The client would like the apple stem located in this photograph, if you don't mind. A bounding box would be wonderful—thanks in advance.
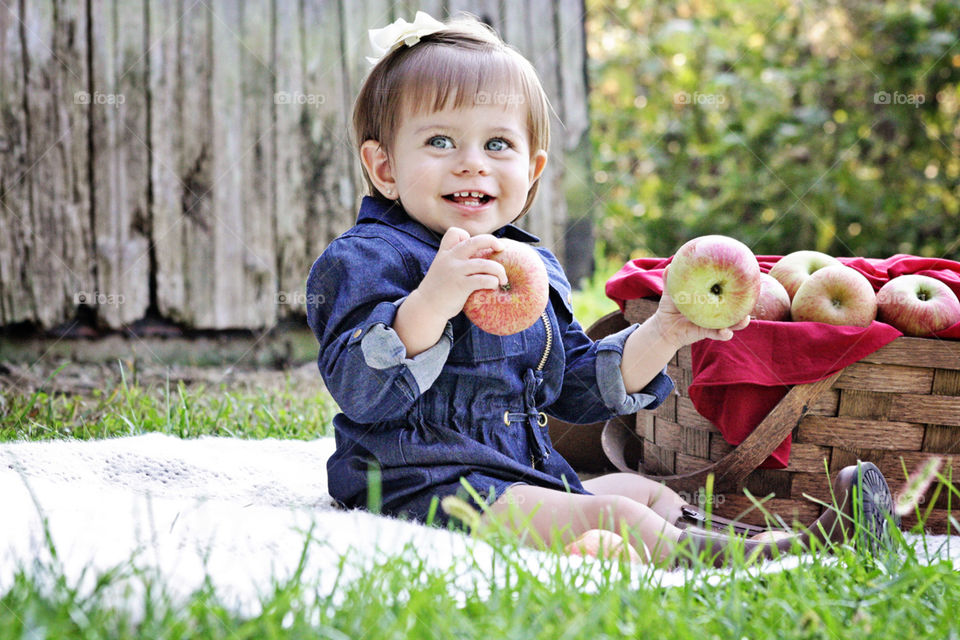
[710,284,722,295]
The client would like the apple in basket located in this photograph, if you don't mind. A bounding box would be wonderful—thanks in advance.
[463,238,549,335]
[664,235,761,329]
[751,272,792,321]
[876,274,960,336]
[768,250,843,300]
[790,265,877,327]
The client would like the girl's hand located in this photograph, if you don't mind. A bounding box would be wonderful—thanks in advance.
[414,227,509,321]
[652,266,751,349]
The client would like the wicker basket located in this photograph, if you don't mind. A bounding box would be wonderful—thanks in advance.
[607,298,960,534]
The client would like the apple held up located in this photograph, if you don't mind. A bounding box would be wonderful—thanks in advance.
[790,265,877,327]
[769,250,843,301]
[463,238,549,336]
[877,274,960,336]
[751,273,792,321]
[664,235,761,329]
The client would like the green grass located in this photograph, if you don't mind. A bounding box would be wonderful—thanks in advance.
[2,370,960,638]
[0,364,336,442]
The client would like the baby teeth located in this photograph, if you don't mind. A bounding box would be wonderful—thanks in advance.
[453,191,484,198]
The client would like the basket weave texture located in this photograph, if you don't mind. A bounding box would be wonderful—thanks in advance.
[625,298,960,533]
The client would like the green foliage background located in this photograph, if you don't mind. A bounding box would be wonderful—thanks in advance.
[586,0,960,262]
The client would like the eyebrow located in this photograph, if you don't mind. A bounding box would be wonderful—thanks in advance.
[413,124,525,138]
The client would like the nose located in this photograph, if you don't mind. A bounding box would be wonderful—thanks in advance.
[454,146,490,175]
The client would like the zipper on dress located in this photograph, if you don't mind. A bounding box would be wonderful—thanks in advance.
[535,311,552,371]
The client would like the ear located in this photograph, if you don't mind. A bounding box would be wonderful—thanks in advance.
[528,149,548,184]
[360,140,398,199]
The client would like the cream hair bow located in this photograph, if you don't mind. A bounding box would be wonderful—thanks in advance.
[366,11,446,65]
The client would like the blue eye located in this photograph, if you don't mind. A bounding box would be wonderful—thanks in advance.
[427,135,453,149]
[486,138,510,152]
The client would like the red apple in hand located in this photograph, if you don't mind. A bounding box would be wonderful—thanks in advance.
[751,273,792,321]
[791,265,877,327]
[463,239,549,335]
[769,250,843,300]
[876,274,960,336]
[665,235,761,329]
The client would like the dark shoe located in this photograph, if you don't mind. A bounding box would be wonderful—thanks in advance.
[674,504,777,537]
[676,527,797,568]
[675,462,899,567]
[800,461,899,552]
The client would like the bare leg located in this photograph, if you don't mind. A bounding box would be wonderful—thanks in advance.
[482,484,683,564]
[582,473,688,526]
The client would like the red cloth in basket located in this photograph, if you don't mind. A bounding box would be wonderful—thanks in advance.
[605,254,960,468]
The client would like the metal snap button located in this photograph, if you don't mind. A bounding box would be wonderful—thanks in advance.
[352,328,362,339]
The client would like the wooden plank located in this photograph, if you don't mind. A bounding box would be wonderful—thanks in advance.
[836,389,892,420]
[9,0,93,329]
[744,469,793,501]
[901,509,959,535]
[237,0,279,327]
[834,362,933,394]
[677,396,717,431]
[709,433,735,459]
[785,442,831,474]
[860,336,960,370]
[716,495,821,528]
[933,369,960,395]
[555,0,594,286]
[149,0,217,326]
[880,452,957,484]
[303,0,356,248]
[639,412,654,441]
[653,392,677,421]
[624,297,658,323]
[652,417,682,451]
[807,388,839,416]
[675,452,712,475]
[790,471,834,505]
[797,416,925,450]
[89,0,150,327]
[207,0,267,328]
[922,425,960,454]
[643,441,675,474]
[0,0,34,326]
[682,424,710,459]
[507,0,565,261]
[890,395,960,427]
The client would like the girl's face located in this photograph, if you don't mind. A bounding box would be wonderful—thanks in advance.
[362,99,548,237]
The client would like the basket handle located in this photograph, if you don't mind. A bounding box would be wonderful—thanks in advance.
[601,370,842,495]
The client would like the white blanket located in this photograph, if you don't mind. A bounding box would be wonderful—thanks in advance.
[1,434,956,615]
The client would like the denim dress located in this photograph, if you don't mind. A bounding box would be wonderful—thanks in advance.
[306,197,674,524]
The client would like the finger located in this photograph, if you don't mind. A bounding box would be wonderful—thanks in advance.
[466,273,503,293]
[466,258,508,287]
[457,234,504,258]
[439,227,471,252]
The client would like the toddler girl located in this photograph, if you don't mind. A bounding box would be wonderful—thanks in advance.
[306,12,896,565]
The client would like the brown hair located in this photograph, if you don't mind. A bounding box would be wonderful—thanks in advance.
[352,15,551,218]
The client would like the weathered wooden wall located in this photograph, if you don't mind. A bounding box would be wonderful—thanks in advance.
[0,0,591,330]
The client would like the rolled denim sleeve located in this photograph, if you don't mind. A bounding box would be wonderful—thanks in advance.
[595,324,674,414]
[358,299,452,394]
[306,236,448,424]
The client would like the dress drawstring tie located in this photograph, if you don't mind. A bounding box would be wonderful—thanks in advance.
[503,369,549,466]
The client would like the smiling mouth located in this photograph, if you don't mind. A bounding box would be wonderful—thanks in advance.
[443,191,494,207]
